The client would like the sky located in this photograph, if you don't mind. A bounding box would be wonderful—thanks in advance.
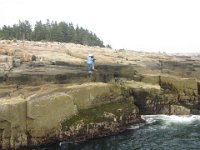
[0,0,200,53]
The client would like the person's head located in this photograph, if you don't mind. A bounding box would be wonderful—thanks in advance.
[88,54,93,57]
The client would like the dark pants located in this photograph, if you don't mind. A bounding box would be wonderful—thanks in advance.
[88,63,93,71]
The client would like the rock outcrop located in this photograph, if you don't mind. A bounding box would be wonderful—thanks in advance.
[0,40,200,149]
[0,82,143,149]
[123,80,199,115]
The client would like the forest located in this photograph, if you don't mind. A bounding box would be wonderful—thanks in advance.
[0,20,108,48]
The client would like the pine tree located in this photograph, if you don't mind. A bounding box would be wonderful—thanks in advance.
[34,21,46,41]
[0,20,108,47]
[45,19,52,41]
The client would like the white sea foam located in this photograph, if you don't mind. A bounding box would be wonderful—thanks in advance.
[127,115,200,131]
[127,123,145,130]
[142,115,200,125]
[127,125,140,130]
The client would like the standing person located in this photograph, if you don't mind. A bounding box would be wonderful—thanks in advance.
[87,54,93,73]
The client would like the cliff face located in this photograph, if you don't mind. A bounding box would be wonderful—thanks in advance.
[123,79,199,115]
[0,40,200,149]
[0,82,143,149]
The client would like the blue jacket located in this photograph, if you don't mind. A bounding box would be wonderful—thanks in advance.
[87,56,93,64]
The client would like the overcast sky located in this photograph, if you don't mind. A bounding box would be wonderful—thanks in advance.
[0,0,200,53]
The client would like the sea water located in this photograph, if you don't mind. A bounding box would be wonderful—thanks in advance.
[38,115,200,150]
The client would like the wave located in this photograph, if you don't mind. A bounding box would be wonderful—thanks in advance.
[142,115,200,125]
[127,115,200,131]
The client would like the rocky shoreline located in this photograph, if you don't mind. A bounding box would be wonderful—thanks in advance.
[0,40,200,149]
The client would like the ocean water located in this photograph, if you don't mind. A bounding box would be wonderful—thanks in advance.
[38,115,200,150]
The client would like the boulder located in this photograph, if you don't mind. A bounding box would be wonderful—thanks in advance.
[170,105,190,115]
[13,59,21,67]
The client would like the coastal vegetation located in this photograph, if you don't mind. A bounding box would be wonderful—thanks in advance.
[0,20,105,47]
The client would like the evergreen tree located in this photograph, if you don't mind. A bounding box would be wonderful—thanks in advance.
[106,44,112,49]
[18,20,32,40]
[1,25,15,39]
[50,21,62,42]
[45,19,52,41]
[12,24,20,39]
[67,23,76,43]
[34,21,46,41]
[0,20,108,48]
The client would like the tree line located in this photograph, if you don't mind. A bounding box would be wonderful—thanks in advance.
[0,20,107,47]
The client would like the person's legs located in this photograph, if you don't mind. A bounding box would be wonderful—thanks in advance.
[88,64,90,71]
[92,63,94,70]
[88,64,92,71]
